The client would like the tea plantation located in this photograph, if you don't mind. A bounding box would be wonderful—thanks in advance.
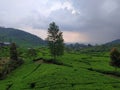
[0,47,120,90]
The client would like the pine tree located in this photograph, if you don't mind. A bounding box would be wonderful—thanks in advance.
[10,43,18,61]
[47,22,64,60]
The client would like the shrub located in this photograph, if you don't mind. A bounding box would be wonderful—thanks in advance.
[110,48,120,71]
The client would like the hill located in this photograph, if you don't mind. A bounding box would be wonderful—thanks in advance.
[102,39,120,50]
[105,39,120,45]
[0,27,46,47]
[1,47,120,90]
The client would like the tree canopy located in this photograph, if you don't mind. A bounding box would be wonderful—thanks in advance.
[47,22,64,60]
[110,48,120,71]
[10,43,18,61]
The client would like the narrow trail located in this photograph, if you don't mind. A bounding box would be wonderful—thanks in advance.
[87,68,120,78]
[75,60,120,79]
[6,83,13,90]
[23,64,41,79]
[34,59,73,68]
[78,59,91,65]
[23,81,120,90]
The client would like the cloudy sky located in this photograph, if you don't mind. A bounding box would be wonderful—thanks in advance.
[0,0,120,44]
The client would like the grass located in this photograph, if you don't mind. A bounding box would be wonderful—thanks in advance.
[1,48,120,90]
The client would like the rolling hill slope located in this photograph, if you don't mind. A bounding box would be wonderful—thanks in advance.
[0,27,46,47]
[0,48,120,90]
[105,39,120,45]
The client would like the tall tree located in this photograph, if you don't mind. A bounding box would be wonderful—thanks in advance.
[110,48,120,71]
[10,43,18,61]
[47,22,64,60]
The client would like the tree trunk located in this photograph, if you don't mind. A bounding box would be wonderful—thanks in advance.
[54,55,55,61]
[53,42,56,61]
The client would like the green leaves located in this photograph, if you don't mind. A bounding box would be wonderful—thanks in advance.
[47,22,64,60]
[110,48,120,69]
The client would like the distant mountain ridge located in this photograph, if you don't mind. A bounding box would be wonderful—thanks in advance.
[105,39,120,45]
[0,27,46,47]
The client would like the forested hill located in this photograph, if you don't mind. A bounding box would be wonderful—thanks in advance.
[105,39,120,45]
[0,27,46,47]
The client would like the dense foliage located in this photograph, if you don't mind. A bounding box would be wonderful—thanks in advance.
[0,44,23,79]
[47,22,64,60]
[0,45,120,90]
[110,48,120,71]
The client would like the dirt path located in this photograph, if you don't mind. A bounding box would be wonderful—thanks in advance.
[6,83,13,90]
[34,59,73,67]
[23,64,41,79]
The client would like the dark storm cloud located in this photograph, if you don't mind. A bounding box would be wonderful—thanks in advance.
[0,0,120,43]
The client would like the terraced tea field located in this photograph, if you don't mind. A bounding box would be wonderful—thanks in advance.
[0,51,120,90]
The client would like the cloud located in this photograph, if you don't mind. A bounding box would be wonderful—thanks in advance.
[20,27,88,43]
[61,1,80,15]
[63,31,88,43]
[102,0,118,14]
[0,0,120,44]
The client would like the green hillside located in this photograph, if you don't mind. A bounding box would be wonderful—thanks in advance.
[0,46,120,90]
[105,39,120,45]
[0,27,46,47]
